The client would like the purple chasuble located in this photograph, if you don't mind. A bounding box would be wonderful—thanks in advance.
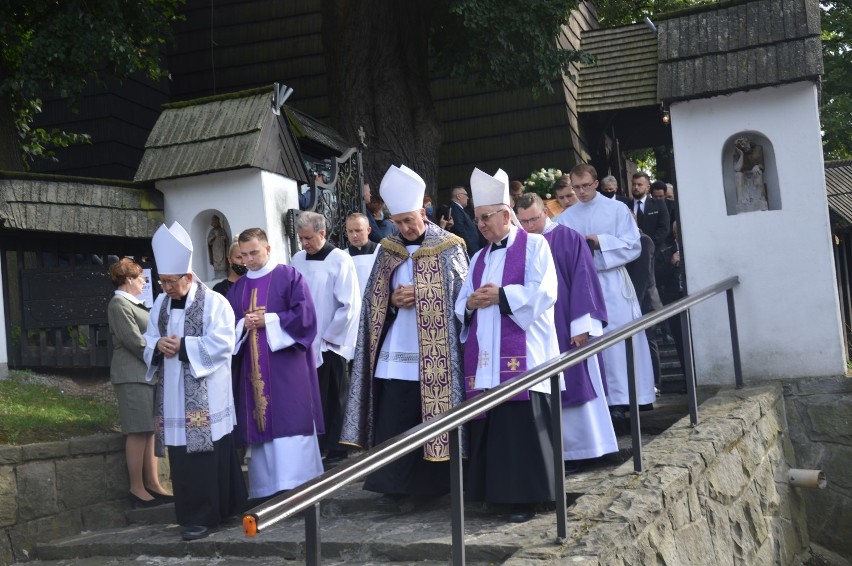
[464,229,531,403]
[227,264,325,445]
[543,224,608,406]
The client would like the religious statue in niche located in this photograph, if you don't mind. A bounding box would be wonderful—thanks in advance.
[733,137,768,213]
[207,214,230,278]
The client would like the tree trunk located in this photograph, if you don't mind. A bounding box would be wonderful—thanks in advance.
[321,0,442,197]
[0,91,25,172]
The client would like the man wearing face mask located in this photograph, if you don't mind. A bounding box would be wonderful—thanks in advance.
[212,241,248,296]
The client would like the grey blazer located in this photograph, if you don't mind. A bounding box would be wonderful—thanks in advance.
[107,294,151,385]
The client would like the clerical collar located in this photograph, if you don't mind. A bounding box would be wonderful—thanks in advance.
[247,260,276,279]
[306,243,335,261]
[170,296,187,310]
[348,241,377,256]
[400,231,426,247]
[489,236,510,252]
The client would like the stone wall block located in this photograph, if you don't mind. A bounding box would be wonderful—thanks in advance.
[727,485,768,563]
[700,495,735,566]
[8,510,82,563]
[68,434,123,456]
[56,456,105,509]
[80,500,128,532]
[706,450,749,505]
[793,376,852,395]
[666,493,692,530]
[0,531,13,566]
[21,441,68,462]
[751,455,781,516]
[16,461,58,520]
[104,452,130,499]
[0,448,22,466]
[602,489,664,538]
[669,518,715,564]
[690,419,745,455]
[803,394,852,442]
[0,467,17,528]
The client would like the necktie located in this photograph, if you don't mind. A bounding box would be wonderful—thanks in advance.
[636,200,644,224]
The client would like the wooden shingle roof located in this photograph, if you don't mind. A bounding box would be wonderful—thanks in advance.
[0,173,163,236]
[134,89,308,183]
[657,0,822,102]
[826,160,852,228]
[577,23,659,113]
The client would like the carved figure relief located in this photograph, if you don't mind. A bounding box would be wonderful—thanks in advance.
[733,137,768,213]
[207,214,230,278]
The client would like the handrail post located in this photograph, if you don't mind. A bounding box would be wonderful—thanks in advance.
[305,502,321,566]
[449,426,466,566]
[626,336,643,473]
[550,373,567,540]
[726,288,744,389]
[681,308,699,426]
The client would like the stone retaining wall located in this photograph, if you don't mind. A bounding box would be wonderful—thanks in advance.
[784,376,852,559]
[507,384,811,564]
[0,434,130,565]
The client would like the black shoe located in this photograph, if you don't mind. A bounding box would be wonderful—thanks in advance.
[128,492,163,509]
[146,488,174,503]
[181,525,211,541]
[323,451,348,465]
[375,493,407,507]
[507,505,535,523]
[564,460,582,475]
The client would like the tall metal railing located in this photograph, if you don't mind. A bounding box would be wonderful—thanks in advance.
[242,275,742,565]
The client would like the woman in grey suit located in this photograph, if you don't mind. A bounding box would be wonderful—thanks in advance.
[108,258,172,507]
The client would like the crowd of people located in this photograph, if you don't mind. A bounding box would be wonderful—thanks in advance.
[107,160,684,539]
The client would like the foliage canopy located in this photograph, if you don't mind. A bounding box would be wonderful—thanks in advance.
[0,0,184,167]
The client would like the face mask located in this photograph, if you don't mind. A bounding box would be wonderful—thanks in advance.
[231,263,248,276]
[425,206,434,218]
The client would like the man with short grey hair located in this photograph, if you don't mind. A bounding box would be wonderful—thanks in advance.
[599,175,619,199]
[292,211,361,464]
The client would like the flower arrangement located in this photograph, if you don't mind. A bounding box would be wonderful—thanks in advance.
[524,168,563,200]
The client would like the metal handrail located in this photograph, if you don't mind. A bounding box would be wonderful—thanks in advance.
[242,275,742,564]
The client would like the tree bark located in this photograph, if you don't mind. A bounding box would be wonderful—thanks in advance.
[321,0,442,197]
[0,90,25,171]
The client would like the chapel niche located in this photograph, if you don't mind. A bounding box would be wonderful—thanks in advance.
[722,132,780,215]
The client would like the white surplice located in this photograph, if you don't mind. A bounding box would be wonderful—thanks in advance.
[454,227,561,395]
[555,193,656,406]
[375,243,421,381]
[143,280,237,446]
[349,244,381,297]
[290,248,361,367]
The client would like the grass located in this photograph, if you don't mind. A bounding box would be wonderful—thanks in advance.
[0,376,120,445]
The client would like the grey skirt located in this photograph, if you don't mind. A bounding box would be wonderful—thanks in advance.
[114,382,156,434]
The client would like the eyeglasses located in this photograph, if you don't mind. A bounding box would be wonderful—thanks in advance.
[475,209,503,224]
[518,212,545,226]
[571,182,596,191]
[158,274,187,287]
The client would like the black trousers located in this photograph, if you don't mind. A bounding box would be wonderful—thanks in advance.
[362,379,450,497]
[465,392,555,505]
[317,350,349,455]
[168,432,247,527]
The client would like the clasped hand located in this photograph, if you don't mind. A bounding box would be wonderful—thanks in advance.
[244,312,266,330]
[466,283,500,310]
[157,335,180,358]
[391,284,415,309]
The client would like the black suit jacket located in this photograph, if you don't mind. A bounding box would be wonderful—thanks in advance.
[448,201,481,256]
[632,197,670,248]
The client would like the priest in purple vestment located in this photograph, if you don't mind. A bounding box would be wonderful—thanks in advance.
[227,227,325,501]
[516,193,618,471]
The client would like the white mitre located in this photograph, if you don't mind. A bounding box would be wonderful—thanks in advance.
[470,168,510,207]
[379,164,426,215]
[152,221,193,274]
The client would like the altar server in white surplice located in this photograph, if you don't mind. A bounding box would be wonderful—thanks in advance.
[291,211,361,464]
[455,167,561,524]
[143,222,246,541]
[555,163,656,428]
[345,212,381,297]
